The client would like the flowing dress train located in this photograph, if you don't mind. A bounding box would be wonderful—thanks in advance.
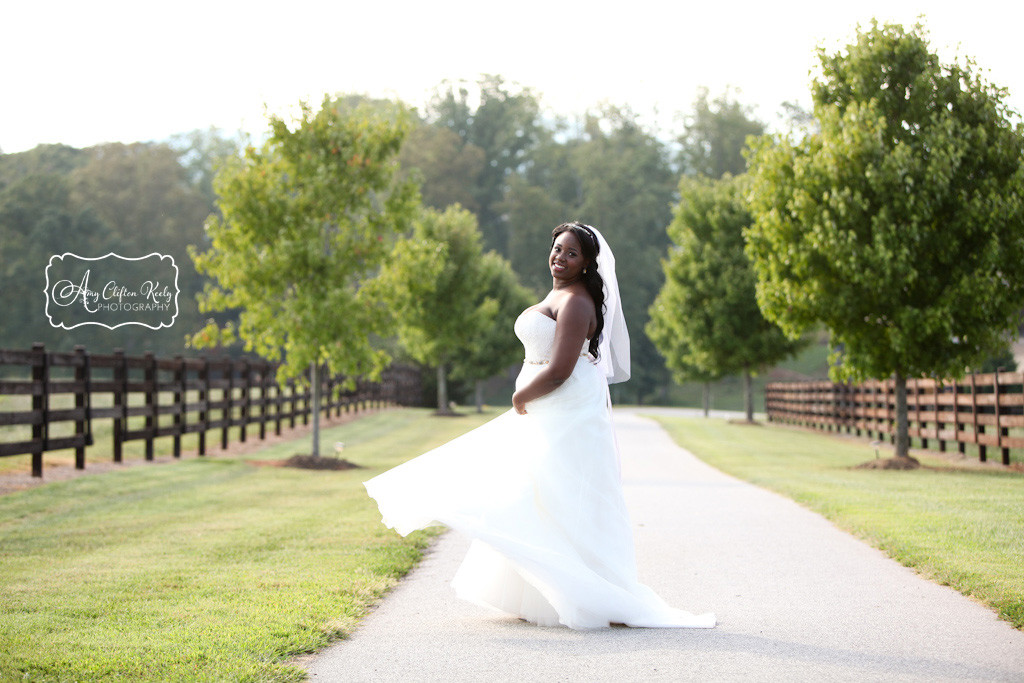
[363,309,715,629]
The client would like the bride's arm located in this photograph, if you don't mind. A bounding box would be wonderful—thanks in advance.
[512,296,592,415]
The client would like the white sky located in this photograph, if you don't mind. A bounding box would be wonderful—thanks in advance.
[2,0,1022,153]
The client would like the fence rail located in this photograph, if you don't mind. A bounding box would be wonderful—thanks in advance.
[765,372,1024,465]
[0,343,422,477]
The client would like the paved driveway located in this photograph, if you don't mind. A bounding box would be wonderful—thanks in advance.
[304,410,1024,682]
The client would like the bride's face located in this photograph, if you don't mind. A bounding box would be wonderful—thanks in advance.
[549,231,587,281]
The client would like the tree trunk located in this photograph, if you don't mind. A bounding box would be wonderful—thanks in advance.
[436,364,451,414]
[894,370,910,458]
[743,367,754,423]
[702,381,711,418]
[475,379,484,413]
[310,361,320,457]
[853,371,919,470]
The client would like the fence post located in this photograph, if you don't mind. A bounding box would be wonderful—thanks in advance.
[172,355,184,458]
[73,345,91,470]
[994,369,1008,465]
[30,343,48,477]
[113,348,126,463]
[970,372,985,462]
[239,358,249,444]
[222,357,233,450]
[144,351,156,461]
[288,377,297,429]
[937,380,946,453]
[258,362,268,441]
[921,376,929,450]
[198,356,209,456]
[954,379,965,455]
[274,371,283,436]
[867,383,877,440]
[852,383,862,437]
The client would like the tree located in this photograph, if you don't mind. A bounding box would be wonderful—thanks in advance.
[450,250,534,411]
[189,98,418,455]
[428,75,541,253]
[397,124,485,214]
[0,173,114,350]
[372,205,499,414]
[568,108,677,403]
[70,142,213,354]
[169,126,248,213]
[70,143,211,258]
[647,175,802,421]
[503,175,572,294]
[676,88,765,178]
[745,21,1024,463]
[644,319,721,417]
[0,141,216,356]
[501,106,678,403]
[0,144,88,192]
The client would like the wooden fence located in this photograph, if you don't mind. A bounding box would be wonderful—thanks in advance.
[765,372,1024,465]
[0,343,423,477]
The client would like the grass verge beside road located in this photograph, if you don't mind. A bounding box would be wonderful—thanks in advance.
[651,416,1024,631]
[0,407,499,682]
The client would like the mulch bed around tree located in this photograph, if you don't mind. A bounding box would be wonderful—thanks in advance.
[250,455,362,470]
[853,456,922,470]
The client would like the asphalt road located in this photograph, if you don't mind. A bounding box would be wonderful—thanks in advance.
[303,410,1024,682]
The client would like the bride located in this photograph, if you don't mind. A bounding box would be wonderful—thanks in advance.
[364,222,715,630]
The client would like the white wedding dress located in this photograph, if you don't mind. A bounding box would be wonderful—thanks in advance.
[364,309,715,629]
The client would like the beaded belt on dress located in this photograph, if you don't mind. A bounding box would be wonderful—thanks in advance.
[524,352,591,365]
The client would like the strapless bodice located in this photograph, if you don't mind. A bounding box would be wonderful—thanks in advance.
[514,309,589,363]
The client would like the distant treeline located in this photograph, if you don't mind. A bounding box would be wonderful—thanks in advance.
[0,76,789,403]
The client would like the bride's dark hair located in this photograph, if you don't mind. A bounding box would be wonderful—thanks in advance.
[552,221,605,359]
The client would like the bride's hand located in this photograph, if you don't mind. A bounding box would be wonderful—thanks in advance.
[512,391,527,415]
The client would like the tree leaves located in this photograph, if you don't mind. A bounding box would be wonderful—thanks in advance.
[370,205,528,409]
[648,175,803,387]
[746,20,1024,383]
[189,97,418,383]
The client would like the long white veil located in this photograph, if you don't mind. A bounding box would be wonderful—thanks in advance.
[582,225,630,384]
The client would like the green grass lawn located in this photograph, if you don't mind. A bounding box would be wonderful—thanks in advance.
[651,415,1024,631]
[0,407,499,682]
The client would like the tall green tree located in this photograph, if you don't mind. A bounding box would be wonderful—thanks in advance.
[70,142,212,353]
[0,174,114,350]
[503,175,572,294]
[169,127,248,213]
[0,144,88,192]
[189,98,418,454]
[450,250,534,411]
[676,87,765,178]
[648,175,802,421]
[0,142,217,355]
[502,121,581,294]
[643,326,720,417]
[502,106,677,403]
[745,21,1024,462]
[397,123,485,214]
[569,108,677,403]
[372,205,499,414]
[70,143,211,259]
[428,75,541,253]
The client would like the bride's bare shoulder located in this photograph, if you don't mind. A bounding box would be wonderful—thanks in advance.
[552,287,595,318]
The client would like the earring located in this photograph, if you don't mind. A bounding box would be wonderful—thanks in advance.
[583,267,587,274]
